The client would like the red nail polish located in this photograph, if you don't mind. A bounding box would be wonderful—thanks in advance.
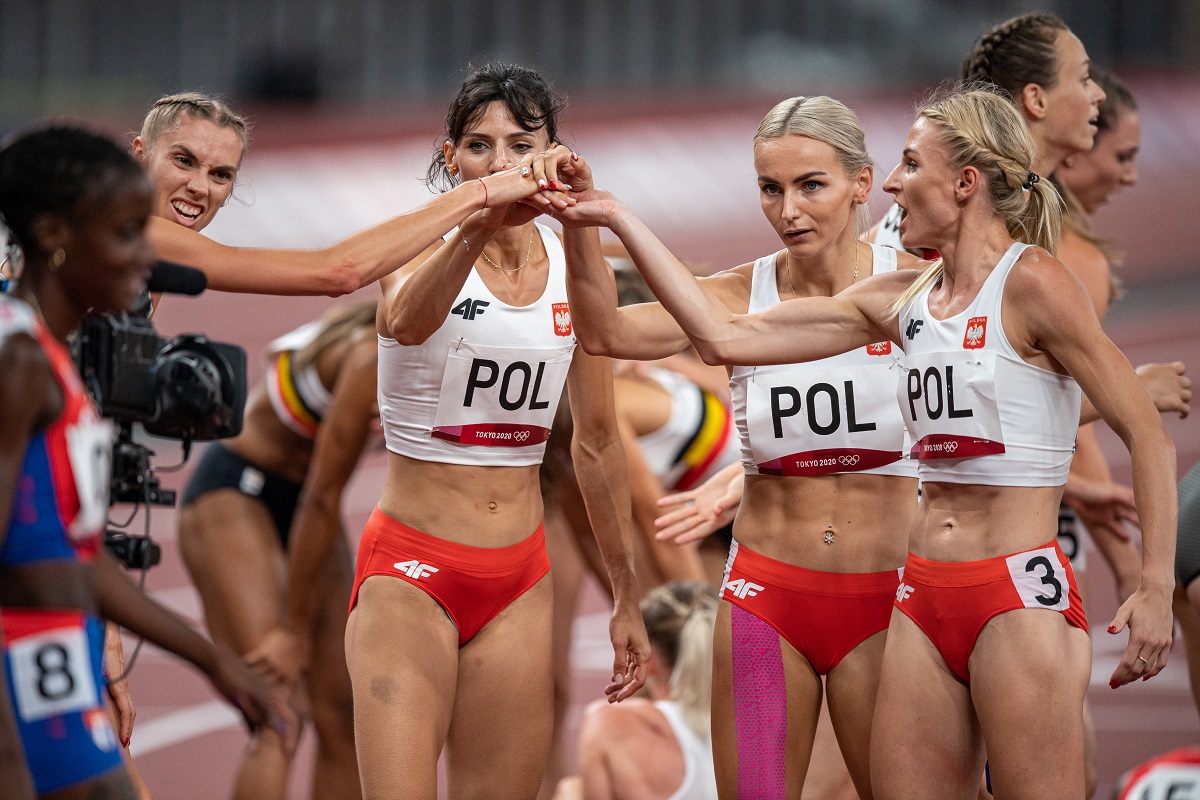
[1107,625,1117,633]
[123,736,131,748]
[549,180,558,191]
[1109,680,1118,690]
[571,152,579,161]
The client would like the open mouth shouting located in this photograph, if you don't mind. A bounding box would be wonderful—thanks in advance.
[171,198,204,226]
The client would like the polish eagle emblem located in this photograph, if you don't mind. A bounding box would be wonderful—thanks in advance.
[963,316,987,349]
[552,302,572,336]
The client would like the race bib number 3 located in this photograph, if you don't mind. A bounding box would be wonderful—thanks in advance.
[1006,547,1071,612]
[432,341,573,447]
[8,625,98,722]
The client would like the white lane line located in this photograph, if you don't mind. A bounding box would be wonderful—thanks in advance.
[128,700,241,758]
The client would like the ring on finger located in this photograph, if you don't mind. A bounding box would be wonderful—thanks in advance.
[1137,656,1149,664]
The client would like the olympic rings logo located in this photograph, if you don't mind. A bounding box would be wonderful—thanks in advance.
[838,455,861,466]
[943,441,958,453]
[513,430,531,443]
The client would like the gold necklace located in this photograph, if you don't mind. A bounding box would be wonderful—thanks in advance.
[783,244,859,297]
[480,228,535,274]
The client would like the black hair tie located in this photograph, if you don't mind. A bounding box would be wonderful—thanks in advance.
[1022,171,1040,190]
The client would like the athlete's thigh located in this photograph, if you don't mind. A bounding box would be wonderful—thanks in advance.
[825,628,887,800]
[44,767,138,800]
[304,531,356,736]
[346,575,460,800]
[870,611,983,800]
[178,490,284,651]
[443,573,555,800]
[969,610,1090,799]
[711,600,823,800]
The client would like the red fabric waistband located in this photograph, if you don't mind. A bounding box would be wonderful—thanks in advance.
[0,607,90,645]
[364,506,546,575]
[902,540,1066,587]
[730,542,901,597]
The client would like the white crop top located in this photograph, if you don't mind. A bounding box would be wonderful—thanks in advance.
[264,320,334,439]
[729,245,917,478]
[896,242,1081,486]
[635,367,741,492]
[655,701,718,800]
[378,224,576,467]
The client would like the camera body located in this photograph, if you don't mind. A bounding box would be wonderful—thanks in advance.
[67,265,248,569]
[74,311,247,442]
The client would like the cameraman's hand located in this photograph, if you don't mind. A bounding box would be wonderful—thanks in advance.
[246,627,308,688]
[209,643,298,757]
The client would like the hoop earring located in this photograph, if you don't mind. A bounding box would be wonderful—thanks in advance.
[50,248,66,271]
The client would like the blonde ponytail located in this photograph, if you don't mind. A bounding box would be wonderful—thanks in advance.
[294,300,378,370]
[640,581,719,738]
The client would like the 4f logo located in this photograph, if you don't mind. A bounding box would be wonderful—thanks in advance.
[963,316,987,349]
[905,319,924,340]
[896,582,915,602]
[452,298,490,321]
[552,302,572,337]
[724,578,764,600]
[394,560,439,580]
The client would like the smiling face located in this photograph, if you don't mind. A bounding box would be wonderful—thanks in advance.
[1058,107,1141,214]
[60,176,156,315]
[882,118,962,252]
[133,115,243,232]
[444,100,551,183]
[754,135,870,258]
[1035,32,1107,160]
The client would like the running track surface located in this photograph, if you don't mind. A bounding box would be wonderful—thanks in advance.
[122,81,1199,798]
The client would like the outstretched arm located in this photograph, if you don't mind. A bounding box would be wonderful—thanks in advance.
[562,193,902,366]
[93,551,296,749]
[149,166,557,296]
[566,348,652,702]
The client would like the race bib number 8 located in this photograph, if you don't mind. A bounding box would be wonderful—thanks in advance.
[1006,546,1070,612]
[8,625,99,722]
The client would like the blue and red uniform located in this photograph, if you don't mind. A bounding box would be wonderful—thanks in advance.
[0,296,122,793]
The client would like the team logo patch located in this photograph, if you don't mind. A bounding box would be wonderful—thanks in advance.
[866,341,892,356]
[552,303,572,337]
[963,316,987,349]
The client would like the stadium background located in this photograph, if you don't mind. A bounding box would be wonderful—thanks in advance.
[2,1,1197,796]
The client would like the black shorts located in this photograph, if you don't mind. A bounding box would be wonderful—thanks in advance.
[1176,464,1200,588]
[181,443,303,548]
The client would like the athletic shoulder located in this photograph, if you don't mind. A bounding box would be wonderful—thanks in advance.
[1055,230,1111,314]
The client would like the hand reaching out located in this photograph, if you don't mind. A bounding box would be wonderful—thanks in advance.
[1136,361,1190,419]
[654,463,744,544]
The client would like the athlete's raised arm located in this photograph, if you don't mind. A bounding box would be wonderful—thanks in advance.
[149,167,553,296]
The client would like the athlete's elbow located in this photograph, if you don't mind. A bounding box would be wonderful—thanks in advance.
[573,325,621,358]
[322,258,363,297]
[693,338,730,366]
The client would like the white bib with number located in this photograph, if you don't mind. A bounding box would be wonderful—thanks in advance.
[65,413,115,539]
[9,624,99,723]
